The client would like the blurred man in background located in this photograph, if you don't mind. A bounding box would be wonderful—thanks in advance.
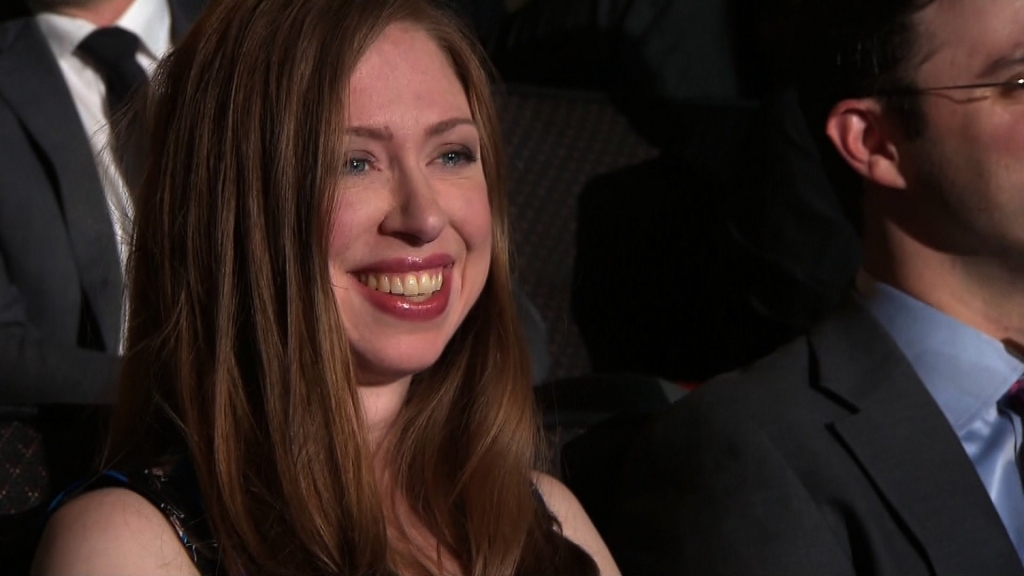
[614,0,1024,573]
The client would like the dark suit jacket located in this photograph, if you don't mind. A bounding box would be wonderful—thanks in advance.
[0,0,204,406]
[613,299,1024,575]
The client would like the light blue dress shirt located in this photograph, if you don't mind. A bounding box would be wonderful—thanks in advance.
[857,275,1024,564]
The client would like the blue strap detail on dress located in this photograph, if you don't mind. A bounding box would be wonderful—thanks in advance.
[44,462,219,575]
[46,470,128,513]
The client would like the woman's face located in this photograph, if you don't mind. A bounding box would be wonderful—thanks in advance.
[329,22,492,387]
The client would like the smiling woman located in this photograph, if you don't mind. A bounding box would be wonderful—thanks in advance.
[29,1,617,575]
[329,25,493,392]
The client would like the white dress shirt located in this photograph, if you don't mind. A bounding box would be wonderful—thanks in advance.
[35,0,171,272]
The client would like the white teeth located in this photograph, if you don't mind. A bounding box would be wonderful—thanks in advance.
[356,268,445,297]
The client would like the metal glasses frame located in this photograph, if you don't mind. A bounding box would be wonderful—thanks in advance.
[879,77,1024,96]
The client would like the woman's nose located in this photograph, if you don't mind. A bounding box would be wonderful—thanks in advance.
[379,163,447,246]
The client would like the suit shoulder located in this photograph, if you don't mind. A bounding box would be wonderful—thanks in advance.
[0,17,30,53]
[651,333,845,447]
[688,335,814,412]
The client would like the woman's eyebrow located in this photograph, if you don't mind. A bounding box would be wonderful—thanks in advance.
[346,125,394,141]
[344,118,475,141]
[425,117,476,138]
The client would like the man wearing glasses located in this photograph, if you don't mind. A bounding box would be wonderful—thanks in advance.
[614,0,1024,573]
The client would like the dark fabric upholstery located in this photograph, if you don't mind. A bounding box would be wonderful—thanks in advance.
[535,373,681,559]
[573,92,860,382]
[0,415,48,574]
[498,85,658,379]
[0,418,46,513]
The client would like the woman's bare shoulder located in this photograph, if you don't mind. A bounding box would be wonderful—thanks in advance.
[32,486,199,576]
[532,471,621,576]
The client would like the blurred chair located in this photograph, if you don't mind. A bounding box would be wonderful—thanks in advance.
[573,92,860,383]
[0,409,49,574]
[0,413,48,515]
[535,373,684,560]
[498,84,658,379]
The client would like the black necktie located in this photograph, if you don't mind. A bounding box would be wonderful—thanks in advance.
[77,27,147,117]
[76,27,149,190]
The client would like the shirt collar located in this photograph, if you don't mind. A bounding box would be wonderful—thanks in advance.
[36,10,94,59]
[35,0,171,61]
[855,271,1024,434]
[118,0,172,60]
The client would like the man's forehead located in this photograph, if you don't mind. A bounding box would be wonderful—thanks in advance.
[914,0,1024,79]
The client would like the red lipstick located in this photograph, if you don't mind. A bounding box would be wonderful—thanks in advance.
[351,255,454,321]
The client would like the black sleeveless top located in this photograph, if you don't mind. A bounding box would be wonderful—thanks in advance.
[47,457,221,574]
[49,460,597,575]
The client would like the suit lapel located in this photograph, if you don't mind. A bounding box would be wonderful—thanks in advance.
[0,19,122,350]
[813,301,1024,575]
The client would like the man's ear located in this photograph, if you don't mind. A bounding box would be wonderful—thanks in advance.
[825,98,907,190]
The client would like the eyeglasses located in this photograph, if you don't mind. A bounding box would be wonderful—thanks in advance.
[879,78,1024,102]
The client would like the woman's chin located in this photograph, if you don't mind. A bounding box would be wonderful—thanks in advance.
[353,351,444,388]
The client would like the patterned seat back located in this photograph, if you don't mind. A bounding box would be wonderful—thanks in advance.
[499,85,656,379]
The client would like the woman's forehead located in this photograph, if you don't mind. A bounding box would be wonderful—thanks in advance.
[345,23,471,126]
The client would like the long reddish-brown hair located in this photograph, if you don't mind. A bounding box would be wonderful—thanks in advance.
[107,0,597,574]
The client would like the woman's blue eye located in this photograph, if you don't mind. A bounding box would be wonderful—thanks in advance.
[438,149,476,168]
[345,157,370,175]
